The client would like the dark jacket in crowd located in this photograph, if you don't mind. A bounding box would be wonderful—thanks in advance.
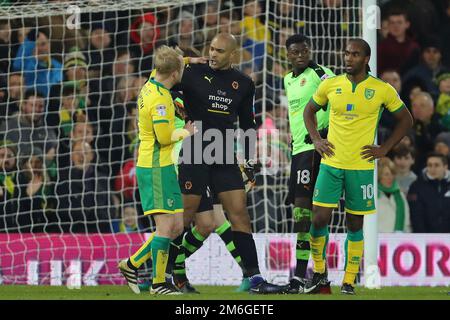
[407,170,450,233]
[412,114,445,173]
[55,165,113,233]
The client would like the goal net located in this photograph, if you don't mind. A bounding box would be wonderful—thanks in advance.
[0,0,362,286]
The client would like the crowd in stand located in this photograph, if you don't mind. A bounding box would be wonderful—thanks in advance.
[0,0,449,234]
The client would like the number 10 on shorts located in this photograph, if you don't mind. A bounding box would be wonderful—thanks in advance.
[361,184,374,200]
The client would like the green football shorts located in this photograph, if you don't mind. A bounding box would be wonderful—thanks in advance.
[312,163,376,215]
[136,165,183,215]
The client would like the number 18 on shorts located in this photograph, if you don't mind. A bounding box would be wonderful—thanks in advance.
[313,163,376,215]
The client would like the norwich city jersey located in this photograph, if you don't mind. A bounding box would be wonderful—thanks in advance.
[284,63,334,155]
[312,74,405,170]
[137,78,178,168]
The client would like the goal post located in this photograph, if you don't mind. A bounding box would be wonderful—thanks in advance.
[362,0,381,289]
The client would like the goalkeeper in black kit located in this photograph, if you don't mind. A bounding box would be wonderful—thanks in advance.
[172,33,285,294]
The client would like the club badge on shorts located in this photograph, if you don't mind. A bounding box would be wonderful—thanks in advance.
[185,181,192,190]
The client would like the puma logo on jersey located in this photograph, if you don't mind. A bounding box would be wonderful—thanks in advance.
[204,76,213,83]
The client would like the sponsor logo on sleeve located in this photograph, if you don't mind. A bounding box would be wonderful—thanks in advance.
[156,105,167,116]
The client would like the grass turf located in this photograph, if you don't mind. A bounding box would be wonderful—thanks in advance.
[0,285,449,300]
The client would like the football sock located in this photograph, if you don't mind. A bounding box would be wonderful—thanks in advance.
[232,231,260,277]
[216,220,245,272]
[173,226,206,279]
[128,232,155,269]
[309,225,329,274]
[343,229,364,285]
[295,232,311,278]
[166,229,187,276]
[151,236,171,285]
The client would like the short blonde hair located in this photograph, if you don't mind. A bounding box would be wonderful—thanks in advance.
[154,45,183,75]
[378,157,396,179]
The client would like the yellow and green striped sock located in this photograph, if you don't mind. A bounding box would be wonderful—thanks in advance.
[343,229,364,285]
[309,225,329,274]
[129,232,155,269]
[151,236,171,285]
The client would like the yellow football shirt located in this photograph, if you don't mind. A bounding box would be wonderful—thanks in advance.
[137,78,178,168]
[311,74,405,170]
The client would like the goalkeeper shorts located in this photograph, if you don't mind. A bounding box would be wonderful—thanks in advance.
[136,165,183,215]
[178,163,244,196]
[313,163,376,215]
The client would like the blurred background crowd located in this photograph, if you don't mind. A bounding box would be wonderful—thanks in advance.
[0,0,449,234]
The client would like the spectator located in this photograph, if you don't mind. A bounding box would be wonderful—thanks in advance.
[378,17,389,40]
[17,148,54,233]
[377,157,411,233]
[97,49,135,109]
[87,26,115,109]
[98,76,137,184]
[128,12,162,75]
[408,153,450,233]
[240,0,271,71]
[435,69,450,130]
[71,120,95,145]
[377,10,420,75]
[0,89,57,170]
[118,204,142,233]
[381,69,402,93]
[201,1,221,44]
[57,120,96,174]
[0,73,23,121]
[12,28,63,98]
[170,11,204,53]
[155,6,177,40]
[434,132,450,163]
[391,144,417,195]
[57,84,86,139]
[0,19,17,74]
[217,11,252,67]
[55,140,113,233]
[379,69,402,134]
[401,76,428,108]
[53,85,87,176]
[269,0,301,33]
[48,47,90,127]
[0,140,19,232]
[87,25,115,79]
[403,36,447,100]
[398,132,415,149]
[410,92,444,173]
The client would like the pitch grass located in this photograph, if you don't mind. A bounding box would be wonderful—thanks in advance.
[0,285,449,300]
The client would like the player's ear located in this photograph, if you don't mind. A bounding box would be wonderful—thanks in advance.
[230,48,238,62]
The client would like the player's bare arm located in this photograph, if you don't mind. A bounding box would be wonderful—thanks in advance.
[361,105,414,161]
[303,100,335,158]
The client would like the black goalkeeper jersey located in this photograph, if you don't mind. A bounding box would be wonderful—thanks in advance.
[177,63,257,164]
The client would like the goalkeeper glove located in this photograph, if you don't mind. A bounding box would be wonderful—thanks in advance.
[304,127,328,144]
[240,159,261,192]
[174,98,187,120]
